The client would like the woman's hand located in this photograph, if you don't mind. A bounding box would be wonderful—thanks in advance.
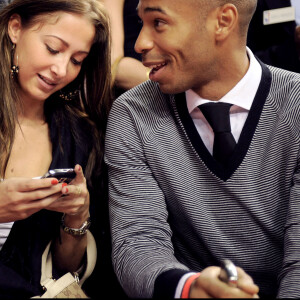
[47,164,90,220]
[50,164,90,273]
[0,177,62,222]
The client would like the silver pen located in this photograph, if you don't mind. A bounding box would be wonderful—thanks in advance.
[219,259,238,288]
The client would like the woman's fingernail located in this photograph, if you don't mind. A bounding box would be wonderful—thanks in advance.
[62,183,68,187]
[51,179,58,185]
[64,187,69,193]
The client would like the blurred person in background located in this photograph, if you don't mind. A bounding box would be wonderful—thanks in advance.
[102,0,150,97]
[248,0,300,72]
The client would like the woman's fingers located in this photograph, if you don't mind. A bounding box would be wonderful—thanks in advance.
[48,164,89,215]
[4,177,59,192]
[0,178,63,222]
[72,164,85,184]
[2,177,62,202]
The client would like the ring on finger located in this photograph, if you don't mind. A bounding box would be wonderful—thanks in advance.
[75,186,82,196]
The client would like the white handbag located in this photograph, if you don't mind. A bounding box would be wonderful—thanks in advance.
[32,230,97,298]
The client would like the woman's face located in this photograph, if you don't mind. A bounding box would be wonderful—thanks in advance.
[8,12,95,104]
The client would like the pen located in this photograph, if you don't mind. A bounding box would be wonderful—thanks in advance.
[219,259,238,288]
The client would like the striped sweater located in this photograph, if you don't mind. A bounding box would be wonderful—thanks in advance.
[105,62,300,298]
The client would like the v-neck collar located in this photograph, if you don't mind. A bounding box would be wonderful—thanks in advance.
[175,61,272,181]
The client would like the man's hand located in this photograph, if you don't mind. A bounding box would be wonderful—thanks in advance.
[189,266,259,298]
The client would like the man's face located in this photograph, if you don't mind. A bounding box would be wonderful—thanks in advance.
[135,0,218,95]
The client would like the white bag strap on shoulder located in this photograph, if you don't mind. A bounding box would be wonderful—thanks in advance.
[40,230,97,288]
[79,230,97,285]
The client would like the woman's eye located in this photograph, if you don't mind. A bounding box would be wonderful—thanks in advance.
[71,58,82,66]
[46,45,59,54]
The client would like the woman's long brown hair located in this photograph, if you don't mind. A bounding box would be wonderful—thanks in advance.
[0,0,112,188]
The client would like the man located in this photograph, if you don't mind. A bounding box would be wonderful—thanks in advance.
[247,0,300,72]
[105,0,300,298]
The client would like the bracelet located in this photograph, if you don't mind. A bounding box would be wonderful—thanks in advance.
[61,214,91,236]
[181,273,201,298]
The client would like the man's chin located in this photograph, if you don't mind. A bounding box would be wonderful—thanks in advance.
[157,82,185,95]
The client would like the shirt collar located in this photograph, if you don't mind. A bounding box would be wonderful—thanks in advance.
[291,0,300,24]
[186,47,262,114]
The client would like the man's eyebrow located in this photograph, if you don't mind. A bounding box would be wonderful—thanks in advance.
[137,6,167,15]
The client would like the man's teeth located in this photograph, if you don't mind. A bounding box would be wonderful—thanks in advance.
[152,62,166,70]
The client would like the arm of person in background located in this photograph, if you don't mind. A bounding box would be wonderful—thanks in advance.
[101,0,150,90]
[294,25,300,58]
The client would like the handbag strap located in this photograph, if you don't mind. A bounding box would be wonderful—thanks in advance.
[40,230,97,288]
[80,230,97,285]
[40,241,53,286]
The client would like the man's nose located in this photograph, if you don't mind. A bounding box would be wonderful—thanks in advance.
[134,27,154,54]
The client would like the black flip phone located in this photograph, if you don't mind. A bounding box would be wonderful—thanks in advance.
[41,168,76,183]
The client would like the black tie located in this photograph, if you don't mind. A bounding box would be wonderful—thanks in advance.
[199,102,236,165]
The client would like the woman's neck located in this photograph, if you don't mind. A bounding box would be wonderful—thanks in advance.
[17,101,46,126]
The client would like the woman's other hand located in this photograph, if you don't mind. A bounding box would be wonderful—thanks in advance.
[47,164,90,223]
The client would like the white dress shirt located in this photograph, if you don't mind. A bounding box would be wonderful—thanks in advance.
[291,0,300,25]
[185,48,262,155]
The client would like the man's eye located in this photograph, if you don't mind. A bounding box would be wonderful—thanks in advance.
[46,45,59,54]
[154,19,164,28]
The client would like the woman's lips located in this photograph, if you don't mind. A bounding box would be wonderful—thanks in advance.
[37,74,58,91]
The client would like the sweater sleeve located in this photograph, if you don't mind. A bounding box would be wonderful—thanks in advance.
[277,99,300,297]
[105,96,190,298]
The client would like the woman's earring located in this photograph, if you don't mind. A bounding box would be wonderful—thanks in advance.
[59,89,79,101]
[10,44,19,79]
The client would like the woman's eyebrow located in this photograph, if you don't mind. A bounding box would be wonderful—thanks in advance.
[45,35,89,54]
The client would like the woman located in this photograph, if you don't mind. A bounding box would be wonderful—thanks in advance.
[0,0,113,298]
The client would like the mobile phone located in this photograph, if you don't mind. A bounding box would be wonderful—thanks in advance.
[219,259,238,287]
[41,168,76,183]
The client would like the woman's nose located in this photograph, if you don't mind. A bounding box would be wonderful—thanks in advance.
[50,57,68,78]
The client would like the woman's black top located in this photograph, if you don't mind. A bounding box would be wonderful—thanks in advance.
[0,104,126,299]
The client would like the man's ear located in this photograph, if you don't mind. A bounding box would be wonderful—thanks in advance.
[215,4,238,41]
[8,14,22,44]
